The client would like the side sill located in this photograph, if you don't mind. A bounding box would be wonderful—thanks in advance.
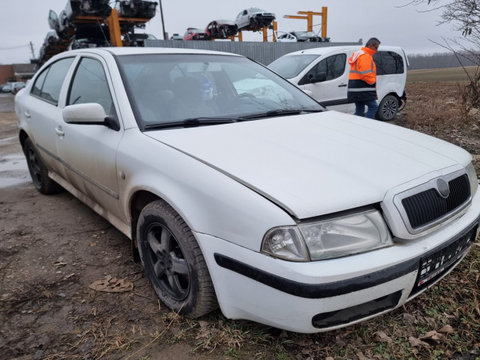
[48,171,131,239]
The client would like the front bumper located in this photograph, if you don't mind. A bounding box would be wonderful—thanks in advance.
[196,190,480,333]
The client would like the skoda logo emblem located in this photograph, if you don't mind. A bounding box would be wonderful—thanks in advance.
[436,179,450,199]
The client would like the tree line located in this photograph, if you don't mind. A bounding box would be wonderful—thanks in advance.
[407,52,476,70]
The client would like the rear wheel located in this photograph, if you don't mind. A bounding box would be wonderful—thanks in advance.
[137,200,218,318]
[23,138,61,194]
[377,94,399,121]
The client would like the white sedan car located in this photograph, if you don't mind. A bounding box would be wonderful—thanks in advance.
[15,48,480,333]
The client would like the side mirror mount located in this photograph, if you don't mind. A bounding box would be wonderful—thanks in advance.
[308,72,327,84]
[302,89,313,97]
[299,72,327,86]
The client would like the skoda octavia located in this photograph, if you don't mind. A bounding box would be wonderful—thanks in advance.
[15,48,480,333]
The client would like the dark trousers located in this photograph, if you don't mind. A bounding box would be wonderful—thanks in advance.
[354,99,378,119]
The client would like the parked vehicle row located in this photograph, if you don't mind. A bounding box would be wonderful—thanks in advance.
[1,82,26,94]
[15,47,480,333]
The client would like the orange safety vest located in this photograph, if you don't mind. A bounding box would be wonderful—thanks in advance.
[347,47,377,102]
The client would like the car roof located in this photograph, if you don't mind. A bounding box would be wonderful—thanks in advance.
[284,45,405,57]
[51,47,243,59]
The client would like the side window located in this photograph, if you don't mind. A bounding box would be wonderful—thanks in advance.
[373,52,383,75]
[301,54,346,84]
[31,69,48,97]
[31,57,74,105]
[67,57,114,115]
[375,51,404,75]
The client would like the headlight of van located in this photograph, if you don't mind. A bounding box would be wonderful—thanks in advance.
[466,162,478,196]
[261,209,393,261]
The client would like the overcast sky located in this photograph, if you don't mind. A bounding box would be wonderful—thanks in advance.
[0,0,458,64]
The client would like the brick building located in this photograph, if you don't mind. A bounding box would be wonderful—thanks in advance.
[0,64,36,84]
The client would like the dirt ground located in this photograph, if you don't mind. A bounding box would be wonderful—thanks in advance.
[0,84,479,360]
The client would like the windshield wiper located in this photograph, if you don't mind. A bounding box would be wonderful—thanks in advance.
[240,108,323,120]
[144,117,238,130]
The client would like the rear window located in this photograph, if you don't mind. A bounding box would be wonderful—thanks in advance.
[374,51,405,75]
[269,55,319,79]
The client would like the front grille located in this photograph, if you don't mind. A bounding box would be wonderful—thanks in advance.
[402,174,470,230]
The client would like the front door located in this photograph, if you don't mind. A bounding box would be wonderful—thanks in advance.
[54,56,124,219]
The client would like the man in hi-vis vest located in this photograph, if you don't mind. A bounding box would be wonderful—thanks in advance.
[347,38,380,119]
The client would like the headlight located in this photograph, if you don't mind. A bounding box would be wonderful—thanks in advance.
[261,227,309,261]
[466,162,478,196]
[261,209,393,261]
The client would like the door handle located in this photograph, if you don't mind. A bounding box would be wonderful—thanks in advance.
[55,127,65,137]
[24,111,31,118]
[338,84,347,87]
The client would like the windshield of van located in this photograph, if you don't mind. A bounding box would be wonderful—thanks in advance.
[269,55,319,79]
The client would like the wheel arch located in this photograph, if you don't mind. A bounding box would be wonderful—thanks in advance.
[18,129,29,150]
[129,189,162,262]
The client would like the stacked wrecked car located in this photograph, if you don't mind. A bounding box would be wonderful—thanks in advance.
[38,0,157,65]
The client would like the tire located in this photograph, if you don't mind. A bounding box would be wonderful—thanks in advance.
[137,200,218,318]
[377,94,399,121]
[23,138,62,194]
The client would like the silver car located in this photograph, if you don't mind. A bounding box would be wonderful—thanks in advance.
[15,48,480,333]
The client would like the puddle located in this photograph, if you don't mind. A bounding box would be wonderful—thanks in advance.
[0,154,30,188]
[0,136,16,146]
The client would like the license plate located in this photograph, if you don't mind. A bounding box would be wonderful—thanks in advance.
[416,226,476,287]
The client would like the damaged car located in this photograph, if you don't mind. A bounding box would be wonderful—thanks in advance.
[183,27,208,40]
[205,20,238,39]
[115,0,157,19]
[235,7,276,30]
[15,47,480,333]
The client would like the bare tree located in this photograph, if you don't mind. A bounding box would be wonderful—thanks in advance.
[407,0,480,108]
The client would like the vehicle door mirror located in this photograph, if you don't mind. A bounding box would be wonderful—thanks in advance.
[299,71,327,86]
[302,89,313,97]
[63,103,120,131]
[63,103,107,125]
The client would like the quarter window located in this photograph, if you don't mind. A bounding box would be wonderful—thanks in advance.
[374,51,405,75]
[31,57,74,105]
[67,57,114,115]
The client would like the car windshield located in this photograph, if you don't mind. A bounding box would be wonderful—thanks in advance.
[269,54,319,79]
[117,54,323,130]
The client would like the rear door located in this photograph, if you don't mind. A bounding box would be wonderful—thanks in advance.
[21,57,75,174]
[374,50,407,101]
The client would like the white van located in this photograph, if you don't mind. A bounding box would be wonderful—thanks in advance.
[268,46,408,120]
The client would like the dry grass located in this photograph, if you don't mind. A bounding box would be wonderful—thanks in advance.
[407,66,478,83]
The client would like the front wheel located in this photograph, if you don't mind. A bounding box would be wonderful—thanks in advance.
[377,95,399,121]
[137,200,218,318]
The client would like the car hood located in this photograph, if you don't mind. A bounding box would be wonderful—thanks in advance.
[146,111,470,219]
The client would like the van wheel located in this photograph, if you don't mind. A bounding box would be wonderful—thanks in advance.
[377,95,399,121]
[137,200,218,318]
